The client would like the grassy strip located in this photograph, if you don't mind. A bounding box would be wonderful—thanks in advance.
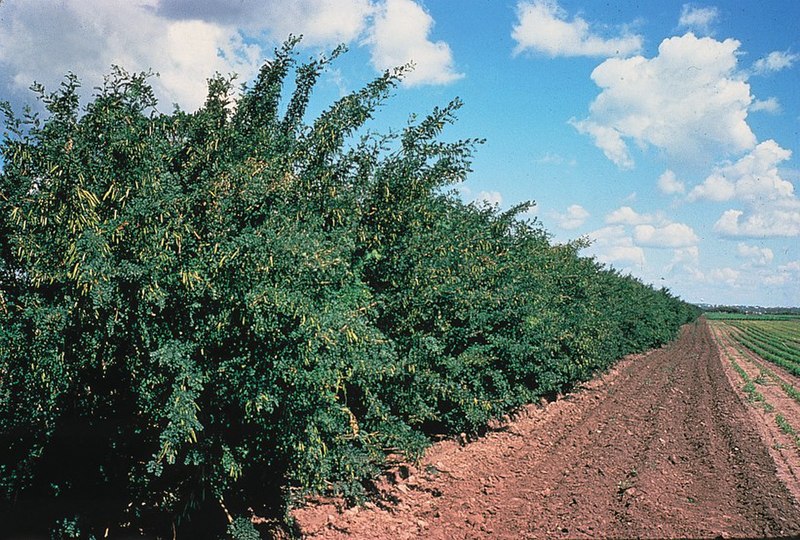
[742,379,773,411]
[748,338,800,365]
[704,313,800,321]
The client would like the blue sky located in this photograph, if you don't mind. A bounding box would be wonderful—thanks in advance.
[1,0,798,306]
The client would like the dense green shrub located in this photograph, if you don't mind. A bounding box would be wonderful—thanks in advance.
[0,42,699,537]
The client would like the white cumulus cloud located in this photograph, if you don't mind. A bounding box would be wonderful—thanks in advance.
[605,206,657,226]
[573,33,756,169]
[708,267,740,286]
[570,120,635,170]
[367,0,463,87]
[689,140,794,203]
[512,0,642,58]
[657,170,686,195]
[688,175,736,202]
[586,226,646,266]
[684,266,740,287]
[600,245,647,266]
[664,246,700,276]
[672,246,700,265]
[158,0,374,46]
[158,0,462,88]
[714,207,800,238]
[764,262,800,288]
[0,0,462,113]
[551,204,590,230]
[633,223,699,248]
[264,0,374,45]
[685,138,799,240]
[0,0,263,111]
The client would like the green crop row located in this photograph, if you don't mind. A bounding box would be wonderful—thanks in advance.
[712,324,800,406]
[710,326,771,408]
[731,319,800,341]
[732,320,800,348]
[728,331,800,377]
[731,328,800,365]
[728,323,800,366]
[776,414,800,448]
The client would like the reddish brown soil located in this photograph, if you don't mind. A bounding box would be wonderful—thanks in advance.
[292,320,800,539]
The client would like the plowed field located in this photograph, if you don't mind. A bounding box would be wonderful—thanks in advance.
[293,319,800,539]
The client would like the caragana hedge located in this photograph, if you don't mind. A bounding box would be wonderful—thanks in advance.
[0,42,700,538]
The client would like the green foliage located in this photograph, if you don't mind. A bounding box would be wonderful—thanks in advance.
[0,41,699,535]
[227,517,261,540]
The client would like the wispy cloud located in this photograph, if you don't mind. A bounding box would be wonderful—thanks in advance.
[750,97,781,114]
[551,204,590,229]
[512,0,642,58]
[535,152,576,166]
[752,50,800,75]
[736,243,774,266]
[678,4,719,35]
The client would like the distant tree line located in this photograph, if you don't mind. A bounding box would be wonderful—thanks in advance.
[0,42,700,538]
[704,306,800,317]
